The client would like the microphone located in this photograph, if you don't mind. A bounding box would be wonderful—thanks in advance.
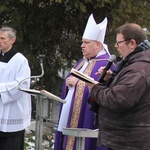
[36,54,45,79]
[98,55,116,83]
[37,54,46,64]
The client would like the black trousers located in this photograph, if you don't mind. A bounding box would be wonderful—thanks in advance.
[0,130,25,150]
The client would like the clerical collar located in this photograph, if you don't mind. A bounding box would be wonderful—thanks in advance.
[0,48,17,63]
[87,49,106,61]
[87,55,96,61]
[0,51,4,56]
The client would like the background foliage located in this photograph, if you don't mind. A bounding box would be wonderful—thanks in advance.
[0,0,149,93]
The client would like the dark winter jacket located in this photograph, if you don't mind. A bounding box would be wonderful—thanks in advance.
[90,47,150,150]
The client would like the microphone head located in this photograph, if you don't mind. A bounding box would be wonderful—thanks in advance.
[37,54,46,63]
[109,55,116,62]
[37,54,46,59]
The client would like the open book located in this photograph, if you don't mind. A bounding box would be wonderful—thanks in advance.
[70,68,99,84]
[18,87,66,103]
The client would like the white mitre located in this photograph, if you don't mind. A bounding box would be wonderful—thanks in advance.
[82,14,110,55]
[97,17,108,43]
[103,43,110,55]
[82,14,108,43]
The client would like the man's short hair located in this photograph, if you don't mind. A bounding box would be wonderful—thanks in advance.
[0,27,16,39]
[116,23,147,45]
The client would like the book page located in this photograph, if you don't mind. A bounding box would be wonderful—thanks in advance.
[18,87,66,103]
[40,90,66,103]
[18,87,41,94]
[70,68,98,84]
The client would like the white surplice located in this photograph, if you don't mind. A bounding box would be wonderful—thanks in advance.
[0,53,31,132]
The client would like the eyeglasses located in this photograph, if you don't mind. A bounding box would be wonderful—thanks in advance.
[115,39,130,47]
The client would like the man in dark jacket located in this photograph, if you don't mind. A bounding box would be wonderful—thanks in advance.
[87,23,150,150]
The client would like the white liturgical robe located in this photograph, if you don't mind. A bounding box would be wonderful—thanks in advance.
[0,52,31,132]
